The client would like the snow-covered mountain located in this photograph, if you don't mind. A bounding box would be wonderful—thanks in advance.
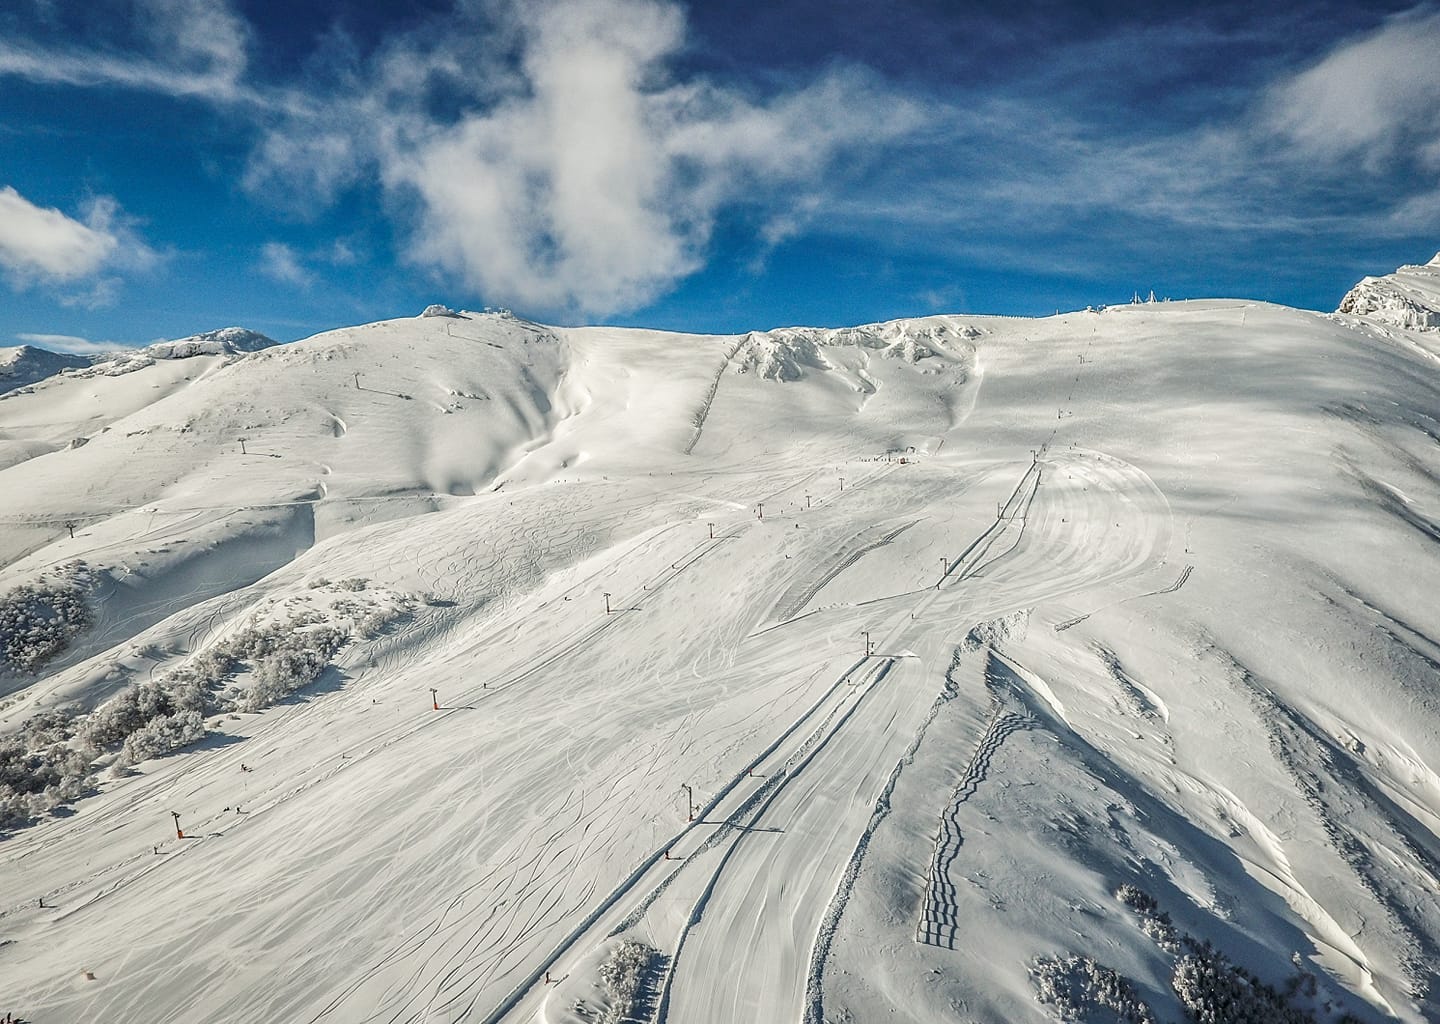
[1,269,1438,1024]
[0,326,278,397]
[0,326,280,473]
[0,345,89,394]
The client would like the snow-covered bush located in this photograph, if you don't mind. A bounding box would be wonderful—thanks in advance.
[81,679,201,749]
[1100,885,1337,1024]
[596,940,656,1024]
[0,708,97,829]
[1171,941,1316,1024]
[0,727,94,828]
[1,585,416,832]
[1115,884,1181,953]
[0,564,94,673]
[1032,954,1157,1023]
[118,710,206,765]
[959,607,1031,652]
[236,625,344,711]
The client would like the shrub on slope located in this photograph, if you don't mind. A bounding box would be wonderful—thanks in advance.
[597,940,657,1024]
[0,562,95,674]
[1034,885,1368,1023]
[0,581,415,831]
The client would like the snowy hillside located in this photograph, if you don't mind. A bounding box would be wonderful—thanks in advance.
[1,271,1438,1024]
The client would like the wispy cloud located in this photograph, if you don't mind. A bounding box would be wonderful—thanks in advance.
[1261,7,1440,171]
[795,6,1440,288]
[258,241,314,287]
[0,0,250,101]
[59,276,126,311]
[15,332,123,355]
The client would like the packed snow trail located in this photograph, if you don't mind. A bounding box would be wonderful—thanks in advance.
[557,450,1174,1024]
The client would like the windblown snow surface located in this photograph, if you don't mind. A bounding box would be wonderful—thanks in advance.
[2,263,1439,1024]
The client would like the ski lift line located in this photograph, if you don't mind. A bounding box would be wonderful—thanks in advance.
[644,656,898,1024]
[614,655,878,932]
[460,530,740,701]
[757,458,1045,634]
[1053,563,1194,632]
[475,655,885,1024]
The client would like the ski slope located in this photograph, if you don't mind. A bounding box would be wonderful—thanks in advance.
[3,260,1440,1024]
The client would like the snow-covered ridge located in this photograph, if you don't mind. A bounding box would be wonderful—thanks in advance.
[0,345,89,394]
[735,319,982,381]
[93,326,279,375]
[1335,253,1440,330]
[0,327,279,397]
[138,325,278,358]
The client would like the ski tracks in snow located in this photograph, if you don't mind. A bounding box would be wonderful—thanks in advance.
[914,666,1034,948]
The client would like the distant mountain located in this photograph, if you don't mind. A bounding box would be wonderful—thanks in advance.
[1337,252,1440,329]
[0,345,89,394]
[0,327,280,397]
[138,326,279,358]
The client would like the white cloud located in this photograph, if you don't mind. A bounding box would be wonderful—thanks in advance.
[0,187,156,303]
[254,0,925,317]
[3,0,927,316]
[0,187,119,282]
[1262,8,1440,168]
[258,242,314,287]
[328,239,359,266]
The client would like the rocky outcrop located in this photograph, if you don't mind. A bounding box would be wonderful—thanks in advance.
[1336,253,1440,330]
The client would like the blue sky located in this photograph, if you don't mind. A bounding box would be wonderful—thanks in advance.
[1,0,1439,350]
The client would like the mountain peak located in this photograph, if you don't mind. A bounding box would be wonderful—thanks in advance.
[140,326,278,359]
[0,344,90,394]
